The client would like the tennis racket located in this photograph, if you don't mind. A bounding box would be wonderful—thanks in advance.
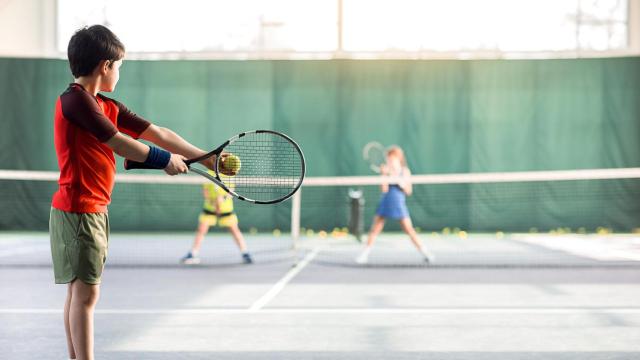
[125,130,305,204]
[362,141,386,173]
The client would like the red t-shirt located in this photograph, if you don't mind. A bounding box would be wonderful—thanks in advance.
[51,83,151,213]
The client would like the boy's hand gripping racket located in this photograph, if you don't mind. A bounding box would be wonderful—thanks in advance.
[125,130,305,204]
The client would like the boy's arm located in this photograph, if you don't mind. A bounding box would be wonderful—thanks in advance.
[61,90,186,175]
[139,125,215,170]
[106,97,214,170]
[105,133,187,175]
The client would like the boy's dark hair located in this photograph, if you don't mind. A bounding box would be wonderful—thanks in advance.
[67,25,125,78]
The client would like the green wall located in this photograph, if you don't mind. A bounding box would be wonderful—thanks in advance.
[1,57,639,231]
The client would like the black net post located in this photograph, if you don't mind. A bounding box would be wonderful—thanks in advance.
[348,189,365,242]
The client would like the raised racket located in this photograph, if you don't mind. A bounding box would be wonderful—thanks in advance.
[362,141,386,173]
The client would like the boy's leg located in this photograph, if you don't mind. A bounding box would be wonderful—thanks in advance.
[64,283,76,360]
[69,280,100,360]
[51,209,108,359]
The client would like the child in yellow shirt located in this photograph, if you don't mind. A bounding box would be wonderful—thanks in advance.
[181,173,252,264]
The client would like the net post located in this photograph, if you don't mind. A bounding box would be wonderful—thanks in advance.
[291,188,302,251]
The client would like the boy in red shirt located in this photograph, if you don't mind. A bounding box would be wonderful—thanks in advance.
[50,25,213,360]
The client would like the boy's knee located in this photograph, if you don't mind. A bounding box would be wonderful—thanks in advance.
[71,282,100,307]
[75,291,99,307]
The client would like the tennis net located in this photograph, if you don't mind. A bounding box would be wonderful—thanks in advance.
[290,168,640,267]
[0,170,294,266]
[2,169,640,267]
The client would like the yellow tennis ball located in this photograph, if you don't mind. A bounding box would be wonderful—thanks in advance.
[222,154,241,174]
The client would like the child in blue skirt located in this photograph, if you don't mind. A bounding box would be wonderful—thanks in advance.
[356,146,434,264]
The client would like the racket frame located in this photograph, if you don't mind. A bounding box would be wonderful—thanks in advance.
[362,141,386,174]
[127,129,305,204]
[192,130,305,204]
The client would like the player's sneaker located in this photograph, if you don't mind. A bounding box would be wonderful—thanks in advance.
[180,251,201,265]
[242,253,254,264]
[421,249,435,264]
[355,251,369,264]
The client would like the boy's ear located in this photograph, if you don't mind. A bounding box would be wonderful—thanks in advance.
[97,60,111,75]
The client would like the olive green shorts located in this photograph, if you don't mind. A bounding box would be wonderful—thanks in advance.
[49,207,109,285]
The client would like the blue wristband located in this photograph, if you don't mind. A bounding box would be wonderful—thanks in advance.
[144,146,171,169]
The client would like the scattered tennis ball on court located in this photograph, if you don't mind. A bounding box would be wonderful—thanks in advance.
[221,154,241,175]
[495,231,504,239]
[318,230,327,238]
[442,227,451,235]
[331,228,340,237]
[458,231,468,239]
[331,228,348,238]
[273,229,281,237]
[249,227,258,235]
[306,229,315,237]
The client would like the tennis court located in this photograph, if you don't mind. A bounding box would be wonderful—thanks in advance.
[2,0,640,359]
[2,231,640,359]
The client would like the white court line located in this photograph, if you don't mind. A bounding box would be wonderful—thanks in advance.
[248,248,319,311]
[3,308,640,315]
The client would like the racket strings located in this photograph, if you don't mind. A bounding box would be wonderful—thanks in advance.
[220,132,303,202]
[363,142,386,172]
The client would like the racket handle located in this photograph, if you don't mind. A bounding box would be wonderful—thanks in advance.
[124,159,164,170]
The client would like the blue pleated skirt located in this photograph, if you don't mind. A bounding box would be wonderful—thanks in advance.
[375,185,409,220]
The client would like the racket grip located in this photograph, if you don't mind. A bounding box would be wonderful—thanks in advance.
[124,159,164,170]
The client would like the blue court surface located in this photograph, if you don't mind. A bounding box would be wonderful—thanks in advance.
[2,232,640,359]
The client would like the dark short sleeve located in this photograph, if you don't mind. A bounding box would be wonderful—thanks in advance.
[98,94,151,139]
[60,87,118,142]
